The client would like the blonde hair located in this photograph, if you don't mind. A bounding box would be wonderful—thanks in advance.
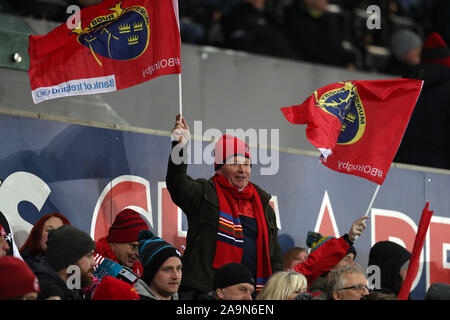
[256,271,307,300]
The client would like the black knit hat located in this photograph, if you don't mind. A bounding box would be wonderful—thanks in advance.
[425,282,450,300]
[138,230,181,285]
[213,263,255,290]
[45,225,95,271]
[368,241,411,295]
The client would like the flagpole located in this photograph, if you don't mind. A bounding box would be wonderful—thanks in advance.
[364,184,381,217]
[354,184,380,241]
[173,0,182,118]
[178,73,182,118]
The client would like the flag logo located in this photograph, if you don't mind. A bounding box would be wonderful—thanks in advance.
[72,1,150,66]
[314,81,366,145]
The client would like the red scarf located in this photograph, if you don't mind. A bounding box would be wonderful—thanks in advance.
[95,237,143,277]
[213,174,272,291]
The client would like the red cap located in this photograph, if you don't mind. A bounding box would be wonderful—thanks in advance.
[0,224,5,237]
[92,276,140,300]
[421,32,450,68]
[0,256,40,299]
[106,208,149,243]
[214,135,251,170]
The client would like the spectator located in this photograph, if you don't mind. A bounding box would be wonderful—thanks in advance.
[0,256,40,300]
[282,0,354,68]
[0,211,21,258]
[95,208,149,277]
[220,0,295,59]
[394,32,450,170]
[385,28,423,76]
[282,246,308,271]
[166,114,282,299]
[294,216,368,300]
[361,291,397,300]
[34,225,96,300]
[427,0,450,46]
[424,282,450,300]
[199,262,255,300]
[92,275,140,300]
[327,263,371,300]
[0,224,9,257]
[20,212,71,273]
[368,240,411,298]
[256,271,309,300]
[133,230,182,300]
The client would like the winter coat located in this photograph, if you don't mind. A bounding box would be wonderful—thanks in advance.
[133,278,179,300]
[308,276,329,300]
[220,3,295,59]
[395,63,450,169]
[282,2,351,67]
[294,235,353,287]
[165,147,283,293]
[30,256,85,300]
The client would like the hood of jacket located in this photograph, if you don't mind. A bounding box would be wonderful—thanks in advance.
[133,278,179,300]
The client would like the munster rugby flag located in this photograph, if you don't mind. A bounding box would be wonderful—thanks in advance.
[281,79,423,184]
[28,0,181,104]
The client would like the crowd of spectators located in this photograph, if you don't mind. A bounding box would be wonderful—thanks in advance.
[2,0,450,75]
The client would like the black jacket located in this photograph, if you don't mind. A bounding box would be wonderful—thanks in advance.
[395,63,450,169]
[166,146,283,293]
[27,255,85,300]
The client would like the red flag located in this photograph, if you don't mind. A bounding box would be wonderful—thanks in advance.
[281,79,423,184]
[397,202,433,300]
[28,0,181,104]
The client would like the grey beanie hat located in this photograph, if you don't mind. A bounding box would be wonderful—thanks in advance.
[390,29,422,60]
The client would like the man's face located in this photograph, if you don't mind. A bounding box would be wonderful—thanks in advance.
[217,283,254,300]
[288,250,308,270]
[401,47,422,66]
[40,216,64,251]
[218,156,251,189]
[150,256,182,300]
[333,253,355,270]
[76,250,96,288]
[332,272,370,300]
[110,241,139,268]
[0,234,9,257]
[244,0,265,10]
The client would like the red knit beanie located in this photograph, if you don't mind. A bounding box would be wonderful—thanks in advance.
[214,135,251,170]
[0,256,40,299]
[421,32,450,68]
[107,208,149,243]
[92,275,140,300]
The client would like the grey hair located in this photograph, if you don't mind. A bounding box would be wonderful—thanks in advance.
[327,263,366,298]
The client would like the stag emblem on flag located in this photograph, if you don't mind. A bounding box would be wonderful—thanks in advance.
[314,81,366,145]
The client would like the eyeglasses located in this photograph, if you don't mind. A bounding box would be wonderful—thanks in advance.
[335,284,373,293]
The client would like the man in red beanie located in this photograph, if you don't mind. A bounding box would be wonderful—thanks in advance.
[166,114,282,299]
[0,256,40,300]
[95,208,149,276]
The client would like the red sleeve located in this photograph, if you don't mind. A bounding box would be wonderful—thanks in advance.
[294,236,350,287]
